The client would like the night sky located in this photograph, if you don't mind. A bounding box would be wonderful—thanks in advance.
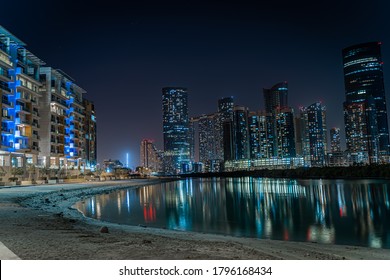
[1,0,390,168]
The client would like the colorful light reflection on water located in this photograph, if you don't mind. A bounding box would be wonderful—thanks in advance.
[74,177,390,248]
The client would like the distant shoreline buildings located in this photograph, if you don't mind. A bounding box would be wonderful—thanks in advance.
[137,42,390,174]
[0,25,97,177]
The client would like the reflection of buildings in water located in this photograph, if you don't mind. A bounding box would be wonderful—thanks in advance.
[117,192,122,215]
[225,177,307,238]
[126,190,130,213]
[75,178,390,248]
[337,184,347,217]
[307,225,335,244]
[161,178,231,232]
[368,233,382,248]
[91,197,102,219]
[349,184,388,242]
[143,203,156,223]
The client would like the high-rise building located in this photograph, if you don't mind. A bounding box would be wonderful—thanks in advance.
[162,87,190,174]
[39,67,86,169]
[0,25,96,177]
[330,127,341,153]
[0,26,43,168]
[83,98,97,169]
[248,111,269,159]
[222,105,250,161]
[300,102,327,167]
[342,42,390,163]
[233,106,250,160]
[328,127,346,166]
[140,139,163,172]
[263,81,288,114]
[294,116,304,157]
[216,97,234,162]
[275,107,296,158]
[263,82,289,157]
[197,113,220,172]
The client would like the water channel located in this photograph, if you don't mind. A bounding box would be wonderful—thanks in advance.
[74,177,390,248]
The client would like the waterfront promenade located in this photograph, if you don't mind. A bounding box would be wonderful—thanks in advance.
[1,179,390,260]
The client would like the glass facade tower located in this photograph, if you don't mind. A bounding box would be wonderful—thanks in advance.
[342,42,390,163]
[162,87,190,174]
[300,102,327,167]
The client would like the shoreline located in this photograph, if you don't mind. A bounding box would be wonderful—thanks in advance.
[1,179,390,260]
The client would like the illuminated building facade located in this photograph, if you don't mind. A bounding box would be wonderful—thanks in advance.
[233,106,250,160]
[216,96,234,162]
[198,114,220,172]
[162,87,190,174]
[83,98,97,169]
[223,106,250,161]
[343,101,376,164]
[327,127,346,166]
[330,127,341,153]
[0,26,43,168]
[0,25,96,175]
[263,82,289,157]
[343,42,389,164]
[300,102,327,167]
[140,139,163,172]
[248,111,269,159]
[39,67,86,169]
[294,116,303,157]
[275,107,296,158]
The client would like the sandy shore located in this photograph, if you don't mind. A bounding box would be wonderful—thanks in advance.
[0,179,389,260]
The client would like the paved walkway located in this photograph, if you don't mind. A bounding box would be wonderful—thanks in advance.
[0,242,20,260]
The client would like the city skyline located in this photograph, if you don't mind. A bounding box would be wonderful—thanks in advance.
[1,0,390,167]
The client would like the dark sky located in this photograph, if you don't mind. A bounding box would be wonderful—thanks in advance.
[1,0,390,167]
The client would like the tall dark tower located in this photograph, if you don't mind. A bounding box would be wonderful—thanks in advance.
[162,87,190,174]
[263,82,288,113]
[217,97,234,162]
[263,82,289,157]
[342,42,389,163]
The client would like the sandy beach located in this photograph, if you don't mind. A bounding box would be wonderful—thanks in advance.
[0,178,389,260]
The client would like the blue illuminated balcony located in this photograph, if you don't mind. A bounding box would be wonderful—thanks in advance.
[15,105,30,114]
[7,80,21,88]
[66,97,74,105]
[66,107,74,115]
[15,117,29,125]
[1,128,14,135]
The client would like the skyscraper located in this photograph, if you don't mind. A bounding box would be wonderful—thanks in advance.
[263,81,288,114]
[275,107,296,158]
[222,105,250,161]
[162,87,190,174]
[248,111,269,159]
[300,102,327,167]
[140,139,163,172]
[197,113,220,172]
[216,96,234,162]
[83,98,97,169]
[342,42,390,163]
[263,81,289,157]
[330,127,341,153]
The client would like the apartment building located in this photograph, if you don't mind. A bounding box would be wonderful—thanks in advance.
[0,25,96,175]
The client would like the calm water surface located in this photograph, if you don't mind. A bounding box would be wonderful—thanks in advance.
[74,177,390,248]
